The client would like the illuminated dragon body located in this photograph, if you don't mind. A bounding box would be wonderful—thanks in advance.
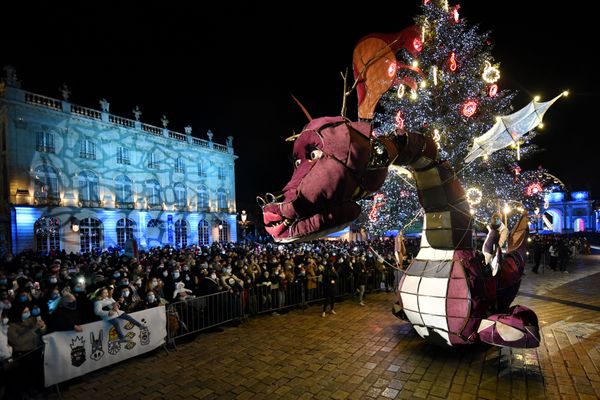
[259,27,540,348]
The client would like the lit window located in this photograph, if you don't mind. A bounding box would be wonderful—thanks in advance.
[117,147,130,165]
[175,157,185,173]
[36,131,54,153]
[80,139,96,159]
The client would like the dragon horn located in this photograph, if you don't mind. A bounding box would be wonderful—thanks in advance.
[291,94,312,122]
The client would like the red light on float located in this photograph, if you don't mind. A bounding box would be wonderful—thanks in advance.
[387,61,397,78]
[488,84,498,97]
[413,38,423,52]
[449,52,457,72]
[461,100,477,117]
[395,111,405,129]
[423,0,431,4]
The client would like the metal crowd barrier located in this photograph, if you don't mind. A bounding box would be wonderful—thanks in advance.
[166,290,244,347]
[165,270,393,346]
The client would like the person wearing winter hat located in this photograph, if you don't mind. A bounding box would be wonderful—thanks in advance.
[172,281,193,301]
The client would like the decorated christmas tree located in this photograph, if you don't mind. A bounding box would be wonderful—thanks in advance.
[357,0,543,236]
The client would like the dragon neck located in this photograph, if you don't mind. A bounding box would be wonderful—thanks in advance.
[381,131,473,250]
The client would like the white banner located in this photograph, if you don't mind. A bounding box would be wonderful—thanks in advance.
[42,306,166,387]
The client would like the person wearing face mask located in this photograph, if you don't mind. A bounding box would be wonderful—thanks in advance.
[46,293,83,333]
[0,311,12,362]
[7,304,46,354]
[0,289,12,314]
[197,269,220,296]
[93,287,145,344]
[6,304,47,397]
[114,285,141,313]
[143,289,166,309]
[0,312,12,396]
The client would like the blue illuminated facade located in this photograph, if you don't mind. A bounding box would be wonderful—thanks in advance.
[534,190,596,233]
[1,66,238,255]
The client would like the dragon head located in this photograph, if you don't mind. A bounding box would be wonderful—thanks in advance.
[259,116,390,242]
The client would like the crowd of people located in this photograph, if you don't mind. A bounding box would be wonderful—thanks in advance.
[0,230,594,397]
[528,233,591,274]
[0,238,404,396]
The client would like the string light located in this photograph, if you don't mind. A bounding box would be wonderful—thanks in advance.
[397,84,406,99]
[482,61,500,83]
[359,0,543,236]
[466,188,483,205]
[433,129,441,149]
[449,52,457,72]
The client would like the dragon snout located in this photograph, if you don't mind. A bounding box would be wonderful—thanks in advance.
[257,191,286,207]
[256,196,267,207]
[265,192,285,203]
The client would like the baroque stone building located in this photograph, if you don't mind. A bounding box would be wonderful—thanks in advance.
[0,66,237,255]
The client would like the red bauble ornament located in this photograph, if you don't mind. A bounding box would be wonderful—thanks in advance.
[461,100,477,117]
[526,182,543,197]
[488,84,498,97]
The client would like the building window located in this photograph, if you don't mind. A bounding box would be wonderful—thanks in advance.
[218,165,226,180]
[198,186,209,210]
[33,165,60,205]
[217,188,228,211]
[174,183,187,209]
[198,160,206,177]
[117,147,130,165]
[78,170,100,207]
[175,157,185,173]
[80,217,102,253]
[115,175,133,208]
[198,220,210,246]
[148,153,160,169]
[146,219,165,246]
[175,220,188,247]
[36,131,55,153]
[35,217,60,253]
[218,221,229,243]
[116,218,135,247]
[146,179,161,208]
[80,139,96,159]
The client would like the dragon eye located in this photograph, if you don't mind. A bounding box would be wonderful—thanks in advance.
[294,159,301,168]
[309,149,323,161]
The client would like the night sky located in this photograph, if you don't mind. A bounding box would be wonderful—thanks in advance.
[1,1,597,219]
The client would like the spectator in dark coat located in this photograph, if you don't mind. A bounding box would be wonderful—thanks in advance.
[47,293,83,333]
[322,264,338,317]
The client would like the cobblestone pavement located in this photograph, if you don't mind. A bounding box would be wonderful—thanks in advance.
[47,255,600,400]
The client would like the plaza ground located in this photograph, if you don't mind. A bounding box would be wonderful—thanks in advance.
[48,255,600,399]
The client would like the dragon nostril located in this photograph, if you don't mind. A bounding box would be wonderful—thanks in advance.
[265,193,277,203]
[266,192,285,203]
[256,196,267,207]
